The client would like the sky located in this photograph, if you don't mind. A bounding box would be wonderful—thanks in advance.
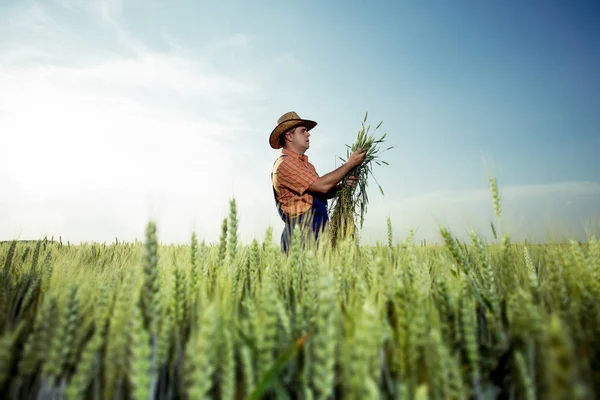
[1,0,599,245]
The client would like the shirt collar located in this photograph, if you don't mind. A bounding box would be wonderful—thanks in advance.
[281,148,308,162]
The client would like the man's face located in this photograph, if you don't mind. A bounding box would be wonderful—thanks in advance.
[288,125,310,153]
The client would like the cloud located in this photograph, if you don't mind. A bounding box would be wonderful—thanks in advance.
[0,0,274,244]
[56,0,124,23]
[2,1,598,247]
[205,33,254,54]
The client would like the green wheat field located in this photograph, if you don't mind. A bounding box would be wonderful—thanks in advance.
[1,185,599,400]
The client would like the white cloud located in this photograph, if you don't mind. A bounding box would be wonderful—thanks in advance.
[2,1,598,248]
[205,33,254,54]
[56,0,124,22]
[0,0,276,244]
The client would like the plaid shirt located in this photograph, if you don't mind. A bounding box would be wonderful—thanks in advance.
[272,148,320,218]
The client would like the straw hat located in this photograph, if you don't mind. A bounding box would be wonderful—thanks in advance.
[269,111,317,149]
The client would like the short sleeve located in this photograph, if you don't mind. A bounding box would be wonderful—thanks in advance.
[276,158,319,196]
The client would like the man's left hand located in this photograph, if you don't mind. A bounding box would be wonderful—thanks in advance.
[346,176,358,187]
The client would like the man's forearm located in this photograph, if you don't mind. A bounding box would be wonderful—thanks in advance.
[309,163,354,194]
[325,183,342,199]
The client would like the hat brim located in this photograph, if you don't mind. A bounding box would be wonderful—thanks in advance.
[269,119,317,149]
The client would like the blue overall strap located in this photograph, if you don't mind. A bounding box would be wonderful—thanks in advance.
[309,193,329,233]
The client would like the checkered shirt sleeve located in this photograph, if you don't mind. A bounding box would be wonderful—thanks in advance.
[276,156,319,196]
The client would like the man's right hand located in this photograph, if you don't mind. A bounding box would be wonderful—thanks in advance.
[347,148,367,168]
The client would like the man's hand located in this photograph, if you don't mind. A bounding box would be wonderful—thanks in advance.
[347,148,366,168]
[346,176,358,187]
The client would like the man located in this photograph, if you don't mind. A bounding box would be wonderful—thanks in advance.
[269,111,366,252]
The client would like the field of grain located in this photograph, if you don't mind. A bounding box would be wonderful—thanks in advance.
[1,196,599,400]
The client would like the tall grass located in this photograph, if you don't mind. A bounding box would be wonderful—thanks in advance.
[0,188,599,399]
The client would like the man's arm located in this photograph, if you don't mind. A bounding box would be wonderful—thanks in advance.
[308,149,365,194]
[324,176,358,199]
[325,183,342,199]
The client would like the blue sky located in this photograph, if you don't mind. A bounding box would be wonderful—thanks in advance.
[1,0,599,244]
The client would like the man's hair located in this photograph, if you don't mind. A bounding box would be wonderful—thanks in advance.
[279,126,297,147]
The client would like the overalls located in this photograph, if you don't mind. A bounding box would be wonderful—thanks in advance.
[271,155,329,253]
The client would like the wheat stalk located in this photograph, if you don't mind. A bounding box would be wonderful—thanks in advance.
[329,111,392,247]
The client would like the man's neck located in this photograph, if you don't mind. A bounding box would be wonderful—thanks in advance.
[284,146,306,156]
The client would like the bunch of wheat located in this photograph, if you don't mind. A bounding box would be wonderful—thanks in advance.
[328,111,392,247]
